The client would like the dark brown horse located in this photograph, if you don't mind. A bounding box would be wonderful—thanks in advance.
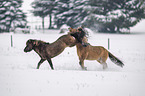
[70,27,124,70]
[24,34,77,70]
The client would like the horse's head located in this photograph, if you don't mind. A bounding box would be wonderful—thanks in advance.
[24,39,39,52]
[69,27,89,47]
[60,34,77,47]
[24,39,49,52]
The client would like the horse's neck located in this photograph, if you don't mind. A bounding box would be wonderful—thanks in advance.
[33,42,47,55]
[76,43,83,49]
[76,43,90,53]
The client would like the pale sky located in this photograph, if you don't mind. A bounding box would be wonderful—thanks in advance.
[21,0,33,13]
[21,0,145,32]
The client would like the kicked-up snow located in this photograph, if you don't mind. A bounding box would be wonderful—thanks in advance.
[0,31,145,96]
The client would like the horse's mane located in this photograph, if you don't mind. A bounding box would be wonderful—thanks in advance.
[78,27,87,39]
[34,40,49,45]
[70,27,87,43]
[39,40,49,44]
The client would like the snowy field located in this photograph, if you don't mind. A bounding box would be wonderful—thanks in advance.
[0,30,145,96]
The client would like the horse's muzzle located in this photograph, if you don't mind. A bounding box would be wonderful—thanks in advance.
[24,46,32,52]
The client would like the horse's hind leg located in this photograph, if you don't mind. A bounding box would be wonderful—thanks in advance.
[47,58,54,70]
[102,62,108,69]
[37,59,46,69]
[97,58,108,69]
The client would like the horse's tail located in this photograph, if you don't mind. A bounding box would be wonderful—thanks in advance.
[108,52,124,67]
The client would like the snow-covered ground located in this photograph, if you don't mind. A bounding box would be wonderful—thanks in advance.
[0,31,145,96]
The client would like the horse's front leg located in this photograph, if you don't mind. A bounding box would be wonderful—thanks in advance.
[37,59,46,69]
[79,59,87,70]
[79,51,89,70]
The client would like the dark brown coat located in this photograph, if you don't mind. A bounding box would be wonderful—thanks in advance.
[24,34,77,69]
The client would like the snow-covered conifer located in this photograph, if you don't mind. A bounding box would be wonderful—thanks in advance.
[0,0,27,32]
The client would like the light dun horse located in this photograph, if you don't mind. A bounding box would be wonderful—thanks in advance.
[70,27,124,70]
[24,34,77,70]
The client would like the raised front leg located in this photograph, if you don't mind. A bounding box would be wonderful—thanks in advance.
[37,59,46,69]
[47,58,54,70]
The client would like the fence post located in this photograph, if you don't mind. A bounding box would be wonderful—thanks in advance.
[11,35,13,47]
[108,38,110,50]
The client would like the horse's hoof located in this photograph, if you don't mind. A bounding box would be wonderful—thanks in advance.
[82,67,87,70]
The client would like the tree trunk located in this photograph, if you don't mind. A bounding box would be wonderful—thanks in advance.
[6,23,11,32]
[48,14,52,29]
[117,26,120,33]
[42,17,44,30]
[6,26,10,32]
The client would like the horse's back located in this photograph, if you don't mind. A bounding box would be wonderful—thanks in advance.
[45,34,76,58]
[86,46,108,60]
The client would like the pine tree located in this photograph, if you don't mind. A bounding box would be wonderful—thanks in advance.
[31,0,56,29]
[0,0,27,32]
[83,0,145,33]
[54,0,88,28]
[54,0,70,28]
[70,0,88,27]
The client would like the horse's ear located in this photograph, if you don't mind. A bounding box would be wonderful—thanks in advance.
[33,40,39,46]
